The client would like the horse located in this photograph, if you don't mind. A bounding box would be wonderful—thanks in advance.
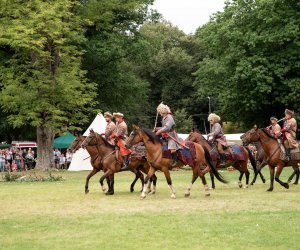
[187,130,258,188]
[249,141,298,185]
[81,129,157,195]
[125,124,227,199]
[69,134,157,195]
[241,127,300,191]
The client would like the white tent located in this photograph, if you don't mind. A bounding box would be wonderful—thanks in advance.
[68,113,107,171]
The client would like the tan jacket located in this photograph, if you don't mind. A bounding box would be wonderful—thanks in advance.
[270,124,281,137]
[114,121,128,139]
[283,117,298,148]
[105,121,116,140]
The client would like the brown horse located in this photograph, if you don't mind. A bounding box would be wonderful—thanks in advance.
[81,129,157,195]
[125,125,227,199]
[69,134,157,195]
[249,141,299,185]
[187,130,257,188]
[241,127,300,191]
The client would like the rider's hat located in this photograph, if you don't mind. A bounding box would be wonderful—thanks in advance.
[157,102,171,114]
[113,112,124,118]
[285,109,294,117]
[208,113,220,123]
[270,116,278,122]
[104,112,113,118]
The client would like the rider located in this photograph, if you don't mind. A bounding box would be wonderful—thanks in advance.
[103,111,116,142]
[109,112,131,170]
[208,113,227,167]
[281,109,298,161]
[267,117,282,138]
[155,102,180,167]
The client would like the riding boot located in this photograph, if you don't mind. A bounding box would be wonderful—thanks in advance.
[120,155,130,171]
[171,152,178,168]
[219,154,227,167]
[285,148,291,162]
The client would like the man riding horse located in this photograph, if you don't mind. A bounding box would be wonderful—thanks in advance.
[281,109,298,161]
[109,112,131,170]
[155,102,181,167]
[103,111,116,142]
[207,113,227,167]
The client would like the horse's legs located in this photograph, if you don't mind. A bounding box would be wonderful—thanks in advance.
[130,170,144,193]
[244,169,250,189]
[210,171,215,189]
[293,166,300,185]
[287,169,296,183]
[238,170,244,188]
[85,168,99,194]
[267,166,275,192]
[198,168,210,196]
[250,161,262,185]
[274,165,289,189]
[184,167,198,197]
[258,163,267,183]
[150,174,157,194]
[99,169,113,195]
[105,174,115,195]
[99,173,108,193]
[162,167,176,199]
[141,166,155,199]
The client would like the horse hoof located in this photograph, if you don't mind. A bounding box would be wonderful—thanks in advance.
[283,183,289,189]
[262,179,266,183]
[85,190,89,194]
[150,191,156,195]
[266,188,273,192]
[102,188,106,192]
[250,182,254,186]
[244,185,249,189]
[130,188,134,193]
[171,194,176,199]
[293,182,298,185]
[105,191,114,195]
[209,187,215,190]
[140,196,146,200]
[184,193,190,197]
[205,193,210,197]
[238,184,242,188]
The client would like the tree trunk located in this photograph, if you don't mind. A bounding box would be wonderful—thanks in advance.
[36,126,54,170]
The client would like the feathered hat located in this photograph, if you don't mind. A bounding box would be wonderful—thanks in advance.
[157,102,171,114]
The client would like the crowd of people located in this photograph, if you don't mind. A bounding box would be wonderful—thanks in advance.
[0,147,73,172]
[0,148,36,172]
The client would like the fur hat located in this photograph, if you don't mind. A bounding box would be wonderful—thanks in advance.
[270,116,278,122]
[157,102,171,114]
[104,112,113,118]
[113,112,124,118]
[285,109,294,117]
[208,113,221,123]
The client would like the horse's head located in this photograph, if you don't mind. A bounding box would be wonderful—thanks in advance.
[241,125,259,146]
[81,129,100,149]
[69,135,85,153]
[125,125,143,149]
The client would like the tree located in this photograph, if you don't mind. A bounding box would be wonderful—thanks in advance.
[173,108,193,133]
[194,0,300,128]
[0,0,96,169]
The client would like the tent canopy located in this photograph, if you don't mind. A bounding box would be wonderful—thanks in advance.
[53,131,75,149]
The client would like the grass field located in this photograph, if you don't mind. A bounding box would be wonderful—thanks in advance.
[0,167,299,250]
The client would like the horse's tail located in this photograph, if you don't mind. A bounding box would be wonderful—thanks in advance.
[245,146,257,173]
[203,146,228,184]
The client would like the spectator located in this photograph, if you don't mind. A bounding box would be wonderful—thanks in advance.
[0,150,5,172]
[66,149,73,169]
[14,149,22,171]
[5,149,13,166]
[59,153,66,169]
[53,148,61,168]
[26,149,35,170]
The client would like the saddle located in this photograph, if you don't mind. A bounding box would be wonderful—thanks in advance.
[208,142,245,162]
[279,146,300,161]
[162,140,196,167]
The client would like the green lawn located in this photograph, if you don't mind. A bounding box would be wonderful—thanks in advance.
[0,168,299,250]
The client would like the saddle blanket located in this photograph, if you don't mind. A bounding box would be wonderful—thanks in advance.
[280,147,300,161]
[162,141,196,167]
[130,143,147,161]
[225,144,245,161]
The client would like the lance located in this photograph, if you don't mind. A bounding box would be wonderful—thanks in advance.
[203,119,209,140]
[153,110,159,130]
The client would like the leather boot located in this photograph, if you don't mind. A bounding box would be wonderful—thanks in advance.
[285,148,291,162]
[219,154,227,167]
[121,155,130,170]
[171,152,178,167]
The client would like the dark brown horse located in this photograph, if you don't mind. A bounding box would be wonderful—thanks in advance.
[187,130,257,188]
[69,133,156,195]
[125,125,227,199]
[241,127,300,191]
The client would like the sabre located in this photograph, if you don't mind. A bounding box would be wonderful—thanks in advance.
[266,117,285,129]
[153,110,159,130]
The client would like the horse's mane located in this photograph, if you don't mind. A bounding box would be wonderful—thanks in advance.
[94,132,115,149]
[192,130,207,141]
[141,128,162,144]
[260,128,277,140]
